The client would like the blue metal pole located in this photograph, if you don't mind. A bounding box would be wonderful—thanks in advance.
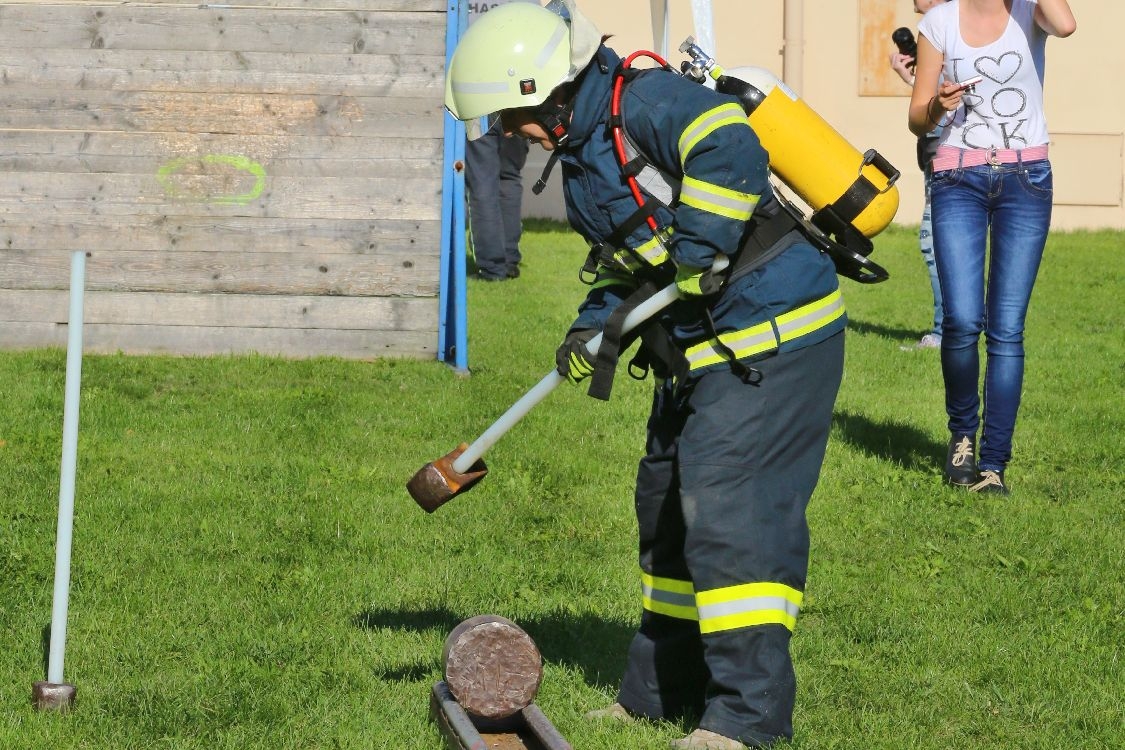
[439,0,469,372]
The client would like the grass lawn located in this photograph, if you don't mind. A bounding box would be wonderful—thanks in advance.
[1,221,1122,749]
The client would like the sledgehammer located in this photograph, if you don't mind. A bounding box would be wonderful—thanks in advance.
[407,258,727,513]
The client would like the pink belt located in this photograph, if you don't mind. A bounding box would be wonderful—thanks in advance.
[931,144,1049,172]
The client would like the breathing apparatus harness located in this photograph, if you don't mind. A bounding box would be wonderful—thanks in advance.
[526,53,716,402]
[540,44,891,400]
[580,49,780,400]
[604,50,809,285]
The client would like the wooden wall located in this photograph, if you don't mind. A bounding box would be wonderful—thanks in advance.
[0,0,447,359]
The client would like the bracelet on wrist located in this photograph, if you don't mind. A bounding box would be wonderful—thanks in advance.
[926,96,942,126]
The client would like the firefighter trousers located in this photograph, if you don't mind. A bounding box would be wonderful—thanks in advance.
[617,330,844,747]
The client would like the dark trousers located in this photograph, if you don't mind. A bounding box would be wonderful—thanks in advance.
[465,129,529,279]
[617,332,844,747]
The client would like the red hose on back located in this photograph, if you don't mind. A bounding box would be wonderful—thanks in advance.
[611,50,674,235]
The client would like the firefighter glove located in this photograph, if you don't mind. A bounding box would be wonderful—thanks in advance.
[555,329,597,384]
[675,263,724,296]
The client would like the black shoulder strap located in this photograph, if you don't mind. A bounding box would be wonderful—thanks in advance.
[728,199,801,281]
[586,280,662,401]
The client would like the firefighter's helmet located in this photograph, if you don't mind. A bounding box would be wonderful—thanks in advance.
[444,0,601,138]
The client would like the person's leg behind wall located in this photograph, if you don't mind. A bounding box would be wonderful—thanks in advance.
[464,129,508,280]
[497,135,529,277]
[977,160,1053,478]
[919,175,945,342]
[676,332,844,748]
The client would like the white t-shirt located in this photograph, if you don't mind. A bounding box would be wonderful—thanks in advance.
[919,0,1050,150]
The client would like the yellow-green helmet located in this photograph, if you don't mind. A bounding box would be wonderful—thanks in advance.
[444,0,601,137]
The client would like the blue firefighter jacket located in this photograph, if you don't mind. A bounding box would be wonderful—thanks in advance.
[558,46,846,376]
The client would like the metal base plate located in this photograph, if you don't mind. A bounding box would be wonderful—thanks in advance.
[430,681,571,750]
[32,681,77,711]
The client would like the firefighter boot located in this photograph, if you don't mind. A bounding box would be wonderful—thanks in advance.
[583,702,636,723]
[669,728,746,749]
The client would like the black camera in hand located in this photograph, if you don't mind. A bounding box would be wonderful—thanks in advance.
[892,27,918,68]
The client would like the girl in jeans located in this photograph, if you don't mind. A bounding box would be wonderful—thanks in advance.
[907,0,1075,494]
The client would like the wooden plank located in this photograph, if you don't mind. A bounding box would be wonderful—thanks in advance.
[0,152,440,181]
[0,131,442,181]
[0,321,437,359]
[0,172,442,221]
[0,49,446,98]
[0,289,438,330]
[0,0,447,11]
[0,130,443,166]
[0,216,440,254]
[0,6,446,56]
[0,89,443,139]
[0,249,440,296]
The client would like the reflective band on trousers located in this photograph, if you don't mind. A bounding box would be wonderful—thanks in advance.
[641,571,698,621]
[685,288,845,371]
[641,572,804,633]
[696,581,803,633]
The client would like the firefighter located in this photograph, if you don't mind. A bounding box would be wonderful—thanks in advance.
[446,2,845,747]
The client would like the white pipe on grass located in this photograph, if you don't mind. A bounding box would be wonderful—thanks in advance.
[47,250,86,685]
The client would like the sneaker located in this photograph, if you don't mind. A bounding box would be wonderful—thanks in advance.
[900,333,942,351]
[669,729,746,749]
[507,266,521,279]
[583,702,636,723]
[944,433,978,487]
[969,469,1010,495]
[917,333,942,348]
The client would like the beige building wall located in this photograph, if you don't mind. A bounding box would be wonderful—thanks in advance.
[525,0,1123,232]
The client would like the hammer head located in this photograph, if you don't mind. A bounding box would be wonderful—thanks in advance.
[407,443,489,513]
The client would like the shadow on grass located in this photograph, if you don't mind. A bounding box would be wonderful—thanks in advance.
[40,623,50,676]
[353,606,632,691]
[846,317,922,345]
[832,410,944,473]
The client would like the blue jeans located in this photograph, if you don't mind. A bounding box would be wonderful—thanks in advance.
[930,159,1053,473]
[919,174,944,336]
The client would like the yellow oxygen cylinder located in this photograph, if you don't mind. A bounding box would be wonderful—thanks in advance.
[719,66,899,239]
